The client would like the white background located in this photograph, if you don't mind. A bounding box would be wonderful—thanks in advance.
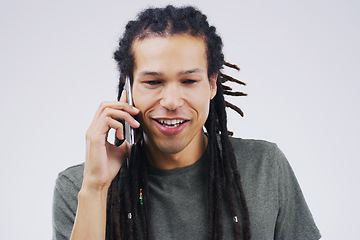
[1,0,359,239]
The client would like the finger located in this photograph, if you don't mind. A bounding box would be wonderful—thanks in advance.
[104,101,139,115]
[87,116,121,141]
[93,101,139,122]
[119,90,127,103]
[106,118,124,140]
[87,108,140,145]
[106,141,130,164]
[116,126,131,143]
[99,108,140,128]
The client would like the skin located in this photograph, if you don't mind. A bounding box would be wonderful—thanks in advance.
[132,34,217,169]
[70,33,217,239]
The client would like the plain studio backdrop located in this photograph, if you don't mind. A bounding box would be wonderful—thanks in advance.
[0,0,359,239]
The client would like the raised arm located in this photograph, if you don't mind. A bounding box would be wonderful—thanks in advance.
[71,91,140,240]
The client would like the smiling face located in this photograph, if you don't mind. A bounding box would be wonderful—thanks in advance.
[132,34,217,169]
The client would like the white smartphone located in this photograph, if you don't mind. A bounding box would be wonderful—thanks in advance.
[124,76,135,145]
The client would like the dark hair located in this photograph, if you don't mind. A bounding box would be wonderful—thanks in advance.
[107,5,250,240]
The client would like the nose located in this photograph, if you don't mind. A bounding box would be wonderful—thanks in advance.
[159,83,184,110]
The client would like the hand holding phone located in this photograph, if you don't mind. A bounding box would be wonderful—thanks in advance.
[84,90,140,187]
[76,79,140,239]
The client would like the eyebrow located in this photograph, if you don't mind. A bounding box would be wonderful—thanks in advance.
[139,71,163,77]
[138,68,204,77]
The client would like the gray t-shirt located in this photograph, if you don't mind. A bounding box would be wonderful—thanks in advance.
[52,138,321,239]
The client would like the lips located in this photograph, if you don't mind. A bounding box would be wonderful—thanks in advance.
[156,119,187,128]
[152,118,189,135]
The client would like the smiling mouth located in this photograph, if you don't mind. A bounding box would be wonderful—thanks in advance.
[155,119,188,128]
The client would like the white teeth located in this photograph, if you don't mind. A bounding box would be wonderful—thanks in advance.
[158,119,186,127]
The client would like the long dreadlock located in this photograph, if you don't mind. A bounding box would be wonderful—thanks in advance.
[107,5,251,240]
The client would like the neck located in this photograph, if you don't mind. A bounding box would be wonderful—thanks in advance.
[145,132,208,170]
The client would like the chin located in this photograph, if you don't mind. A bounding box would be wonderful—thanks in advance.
[155,141,187,155]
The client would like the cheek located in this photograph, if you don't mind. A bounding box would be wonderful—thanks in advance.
[132,88,160,123]
[189,95,211,120]
[187,88,211,112]
[202,101,211,118]
[133,99,148,123]
[132,85,152,109]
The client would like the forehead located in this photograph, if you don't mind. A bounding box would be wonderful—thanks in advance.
[132,34,208,73]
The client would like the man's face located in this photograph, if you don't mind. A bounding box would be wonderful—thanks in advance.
[132,34,217,159]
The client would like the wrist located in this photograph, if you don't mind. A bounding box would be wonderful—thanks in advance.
[79,182,109,199]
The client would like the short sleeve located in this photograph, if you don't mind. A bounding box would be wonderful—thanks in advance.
[274,146,321,240]
[52,164,83,240]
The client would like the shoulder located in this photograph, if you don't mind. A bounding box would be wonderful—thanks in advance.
[55,163,84,193]
[229,137,279,155]
[53,164,84,239]
[229,137,285,168]
[228,137,291,187]
[229,138,321,239]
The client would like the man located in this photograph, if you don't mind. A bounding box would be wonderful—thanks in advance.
[53,5,321,240]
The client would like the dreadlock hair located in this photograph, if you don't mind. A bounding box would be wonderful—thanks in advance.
[107,5,250,240]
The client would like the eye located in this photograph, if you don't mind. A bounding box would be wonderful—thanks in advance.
[182,79,197,84]
[145,80,162,86]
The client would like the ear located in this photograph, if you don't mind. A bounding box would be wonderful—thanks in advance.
[209,73,218,100]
